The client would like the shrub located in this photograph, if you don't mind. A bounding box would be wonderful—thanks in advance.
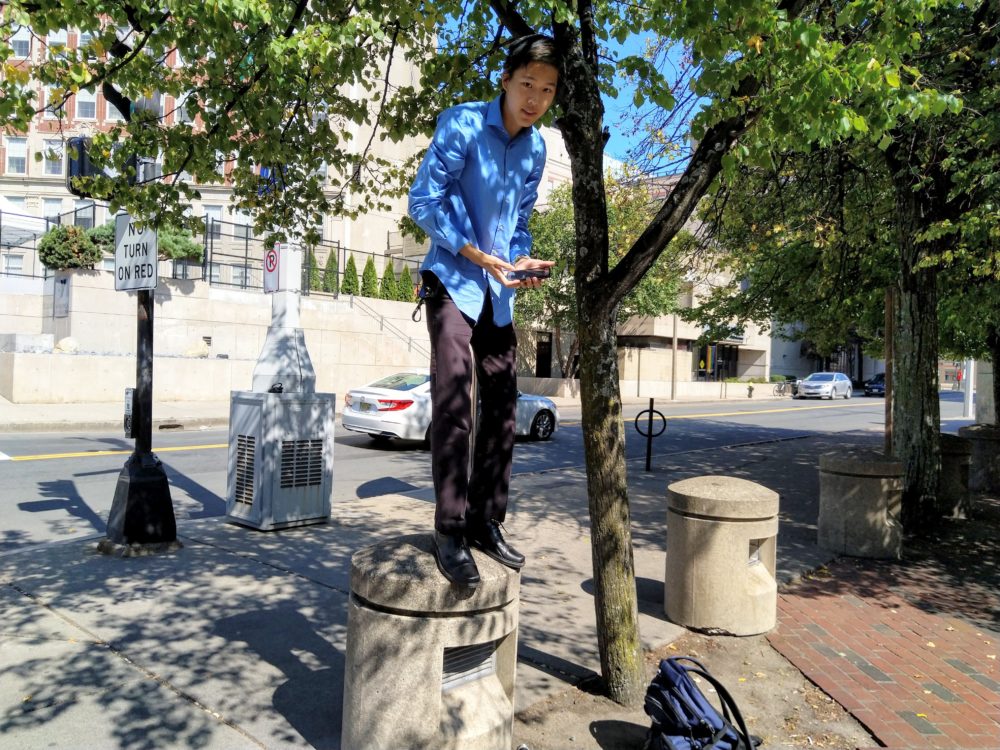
[379,264,397,300]
[158,225,203,262]
[396,267,416,302]
[86,221,115,254]
[341,254,359,295]
[304,248,321,290]
[361,256,379,297]
[38,225,102,269]
[322,249,339,294]
[86,221,203,262]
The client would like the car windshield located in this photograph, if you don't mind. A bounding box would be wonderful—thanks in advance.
[805,373,834,382]
[870,373,884,383]
[369,373,430,391]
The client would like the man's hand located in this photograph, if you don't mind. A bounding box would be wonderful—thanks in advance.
[510,256,556,289]
[459,245,555,288]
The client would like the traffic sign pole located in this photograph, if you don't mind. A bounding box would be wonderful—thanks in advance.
[100,219,178,554]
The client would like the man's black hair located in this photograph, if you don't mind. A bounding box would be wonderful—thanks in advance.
[502,34,559,78]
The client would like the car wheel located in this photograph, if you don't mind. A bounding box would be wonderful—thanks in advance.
[530,410,555,441]
[369,434,392,445]
[845,386,852,399]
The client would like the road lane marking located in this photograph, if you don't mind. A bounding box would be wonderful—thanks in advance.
[0,451,10,461]
[558,400,881,426]
[9,443,227,462]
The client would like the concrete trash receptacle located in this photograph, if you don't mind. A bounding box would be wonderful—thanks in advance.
[664,476,779,636]
[939,433,972,518]
[958,424,1000,494]
[341,534,520,750]
[818,451,902,559]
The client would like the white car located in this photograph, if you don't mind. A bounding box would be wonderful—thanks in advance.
[341,371,559,445]
[795,371,853,399]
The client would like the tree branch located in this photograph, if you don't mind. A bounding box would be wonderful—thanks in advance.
[605,0,812,307]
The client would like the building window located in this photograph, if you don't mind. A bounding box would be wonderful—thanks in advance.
[75,88,97,120]
[77,30,95,56]
[232,265,249,288]
[43,199,64,226]
[203,205,222,240]
[4,197,27,213]
[43,139,64,176]
[2,254,25,274]
[46,28,68,55]
[11,26,31,58]
[44,89,65,119]
[209,262,221,283]
[5,137,28,174]
[74,200,94,230]
[231,208,252,240]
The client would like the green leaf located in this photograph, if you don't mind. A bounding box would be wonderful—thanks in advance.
[884,69,901,88]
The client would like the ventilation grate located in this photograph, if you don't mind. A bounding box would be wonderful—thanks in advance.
[234,434,256,505]
[280,439,324,488]
[442,642,496,692]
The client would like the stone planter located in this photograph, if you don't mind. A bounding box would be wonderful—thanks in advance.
[957,424,1000,495]
[818,452,903,560]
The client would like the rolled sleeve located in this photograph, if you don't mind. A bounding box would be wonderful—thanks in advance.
[408,110,478,255]
[509,151,544,263]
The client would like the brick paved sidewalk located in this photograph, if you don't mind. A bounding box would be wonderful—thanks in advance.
[768,555,1000,750]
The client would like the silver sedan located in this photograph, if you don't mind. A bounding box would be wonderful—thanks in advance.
[795,372,853,399]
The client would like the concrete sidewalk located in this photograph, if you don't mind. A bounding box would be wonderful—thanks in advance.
[2,408,997,749]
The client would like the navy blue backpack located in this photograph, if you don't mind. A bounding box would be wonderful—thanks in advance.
[643,657,759,750]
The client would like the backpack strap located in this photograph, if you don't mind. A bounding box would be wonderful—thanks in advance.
[680,666,755,750]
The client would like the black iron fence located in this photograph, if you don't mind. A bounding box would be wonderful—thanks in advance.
[0,208,423,295]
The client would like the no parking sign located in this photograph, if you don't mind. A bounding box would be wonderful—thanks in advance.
[263,243,280,293]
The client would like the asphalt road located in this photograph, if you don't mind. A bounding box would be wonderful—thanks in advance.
[0,393,974,554]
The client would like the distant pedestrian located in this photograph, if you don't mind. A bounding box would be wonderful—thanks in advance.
[408,34,559,588]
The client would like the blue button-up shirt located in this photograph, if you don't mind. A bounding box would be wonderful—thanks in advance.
[408,96,546,326]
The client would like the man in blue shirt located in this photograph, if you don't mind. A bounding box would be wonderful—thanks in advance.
[409,35,558,588]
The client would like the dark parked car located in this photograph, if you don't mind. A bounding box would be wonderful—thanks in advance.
[864,372,885,397]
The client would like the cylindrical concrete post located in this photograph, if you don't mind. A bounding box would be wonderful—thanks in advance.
[818,452,902,559]
[958,424,1000,495]
[939,433,972,518]
[341,534,520,750]
[665,476,779,636]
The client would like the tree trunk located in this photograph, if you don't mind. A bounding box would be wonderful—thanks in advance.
[891,186,941,532]
[553,17,645,704]
[988,324,1000,425]
[576,297,645,705]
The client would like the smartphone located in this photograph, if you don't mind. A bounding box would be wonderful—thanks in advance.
[507,268,551,281]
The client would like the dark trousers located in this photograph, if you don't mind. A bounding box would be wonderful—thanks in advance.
[424,275,517,534]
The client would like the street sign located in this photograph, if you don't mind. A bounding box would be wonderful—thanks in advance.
[263,242,280,293]
[114,213,158,291]
[124,387,134,438]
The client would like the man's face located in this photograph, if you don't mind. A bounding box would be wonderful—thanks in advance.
[501,61,559,134]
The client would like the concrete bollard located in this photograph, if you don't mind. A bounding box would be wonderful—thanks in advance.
[939,433,972,518]
[341,534,520,750]
[818,451,902,559]
[958,424,1000,495]
[665,476,779,636]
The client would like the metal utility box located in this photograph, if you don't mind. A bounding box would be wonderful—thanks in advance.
[226,390,335,530]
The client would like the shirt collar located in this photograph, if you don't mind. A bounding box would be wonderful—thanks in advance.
[488,95,530,142]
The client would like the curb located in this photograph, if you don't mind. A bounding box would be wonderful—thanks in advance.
[1,416,230,434]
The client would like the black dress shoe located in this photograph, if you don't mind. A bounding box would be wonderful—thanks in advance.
[468,520,525,569]
[433,531,481,588]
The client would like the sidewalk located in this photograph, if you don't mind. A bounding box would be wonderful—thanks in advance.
[1,407,997,749]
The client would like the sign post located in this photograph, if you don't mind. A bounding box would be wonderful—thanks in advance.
[99,213,178,554]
